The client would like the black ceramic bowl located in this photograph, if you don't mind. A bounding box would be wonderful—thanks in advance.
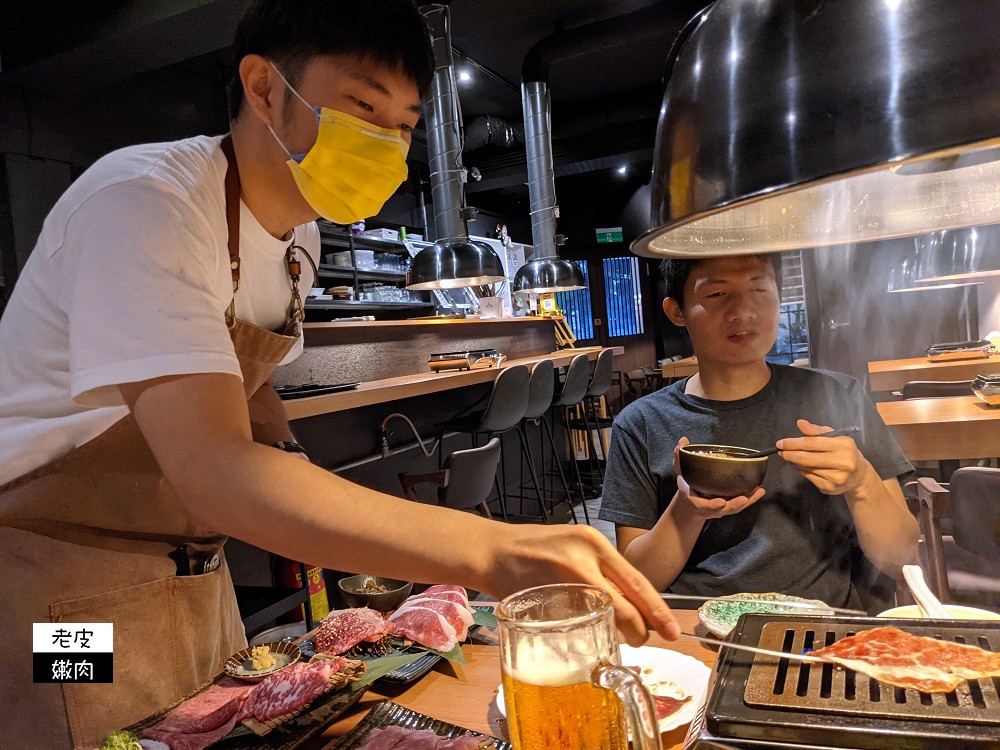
[678,444,768,499]
[337,575,413,612]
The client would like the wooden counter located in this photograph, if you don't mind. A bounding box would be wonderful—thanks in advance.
[285,347,624,421]
[309,609,714,750]
[876,395,1000,460]
[867,353,1000,392]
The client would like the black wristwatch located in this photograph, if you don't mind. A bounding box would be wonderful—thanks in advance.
[274,440,308,457]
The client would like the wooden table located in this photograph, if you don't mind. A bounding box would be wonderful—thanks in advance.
[286,346,623,421]
[309,610,714,750]
[867,353,1000,392]
[661,356,698,381]
[876,395,1000,461]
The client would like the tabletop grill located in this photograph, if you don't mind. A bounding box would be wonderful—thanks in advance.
[684,614,1000,750]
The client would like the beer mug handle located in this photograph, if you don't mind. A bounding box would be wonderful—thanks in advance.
[593,664,662,750]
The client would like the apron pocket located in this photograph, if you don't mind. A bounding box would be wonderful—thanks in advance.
[50,564,244,749]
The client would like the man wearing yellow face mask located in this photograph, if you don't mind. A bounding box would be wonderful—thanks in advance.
[0,2,680,747]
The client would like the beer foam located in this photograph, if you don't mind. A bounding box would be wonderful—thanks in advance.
[509,637,601,687]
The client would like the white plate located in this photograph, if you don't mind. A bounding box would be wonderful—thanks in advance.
[878,604,1000,620]
[698,592,834,638]
[496,645,710,734]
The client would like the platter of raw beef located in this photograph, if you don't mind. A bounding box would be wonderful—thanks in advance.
[108,586,492,749]
[306,585,494,684]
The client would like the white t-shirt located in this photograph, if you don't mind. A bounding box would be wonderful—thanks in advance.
[0,135,319,486]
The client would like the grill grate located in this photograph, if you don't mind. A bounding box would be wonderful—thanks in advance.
[744,620,1000,724]
[701,615,1000,750]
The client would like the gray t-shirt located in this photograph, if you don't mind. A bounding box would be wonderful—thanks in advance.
[599,364,913,611]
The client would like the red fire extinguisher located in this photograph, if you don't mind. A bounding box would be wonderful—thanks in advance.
[276,557,330,623]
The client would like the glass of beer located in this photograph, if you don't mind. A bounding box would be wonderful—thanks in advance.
[497,584,661,750]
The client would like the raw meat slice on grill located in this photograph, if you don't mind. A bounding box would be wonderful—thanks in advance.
[810,626,1000,693]
[237,660,333,722]
[314,606,392,655]
[389,605,459,652]
[142,677,255,750]
[393,597,474,641]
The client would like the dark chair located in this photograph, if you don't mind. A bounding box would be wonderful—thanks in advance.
[548,353,594,521]
[436,365,533,520]
[398,437,502,518]
[511,359,580,523]
[901,380,974,399]
[917,468,1000,604]
[641,364,664,391]
[568,348,616,494]
[624,368,650,404]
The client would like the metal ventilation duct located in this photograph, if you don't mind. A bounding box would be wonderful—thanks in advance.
[513,2,697,295]
[411,4,504,291]
[421,3,470,244]
[464,115,523,152]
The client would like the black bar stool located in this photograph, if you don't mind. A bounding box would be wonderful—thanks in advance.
[435,365,537,521]
[567,348,615,495]
[511,359,580,523]
[548,353,593,522]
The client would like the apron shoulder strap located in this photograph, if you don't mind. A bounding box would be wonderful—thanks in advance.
[220,134,241,328]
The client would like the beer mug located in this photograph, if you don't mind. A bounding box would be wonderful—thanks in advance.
[498,584,661,750]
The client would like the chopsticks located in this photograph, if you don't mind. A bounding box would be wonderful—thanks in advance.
[660,592,867,616]
[747,425,861,458]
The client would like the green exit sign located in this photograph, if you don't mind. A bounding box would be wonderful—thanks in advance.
[595,226,623,243]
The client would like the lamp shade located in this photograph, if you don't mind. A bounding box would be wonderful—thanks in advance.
[914,225,1000,283]
[631,0,1000,259]
[512,257,586,296]
[406,239,506,291]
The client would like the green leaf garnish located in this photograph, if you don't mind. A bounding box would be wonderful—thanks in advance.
[352,652,428,689]
[426,642,465,664]
[473,608,498,629]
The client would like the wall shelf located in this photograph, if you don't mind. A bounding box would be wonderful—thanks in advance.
[317,263,407,283]
[305,299,434,312]
[317,225,410,254]
[311,221,428,320]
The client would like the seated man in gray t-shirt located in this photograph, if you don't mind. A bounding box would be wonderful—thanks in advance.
[599,254,919,612]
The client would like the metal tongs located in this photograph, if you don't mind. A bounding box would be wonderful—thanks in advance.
[679,631,826,664]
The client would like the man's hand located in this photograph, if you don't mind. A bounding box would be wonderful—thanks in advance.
[487,524,681,646]
[673,437,766,518]
[777,419,868,495]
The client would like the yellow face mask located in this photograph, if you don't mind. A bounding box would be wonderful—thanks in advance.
[267,65,410,225]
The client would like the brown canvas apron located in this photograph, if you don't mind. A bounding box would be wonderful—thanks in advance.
[0,135,306,749]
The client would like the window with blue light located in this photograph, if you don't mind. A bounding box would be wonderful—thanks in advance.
[603,256,645,337]
[555,261,594,340]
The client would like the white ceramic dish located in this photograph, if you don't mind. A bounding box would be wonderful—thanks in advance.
[877,604,1000,620]
[496,644,710,734]
[698,592,835,638]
